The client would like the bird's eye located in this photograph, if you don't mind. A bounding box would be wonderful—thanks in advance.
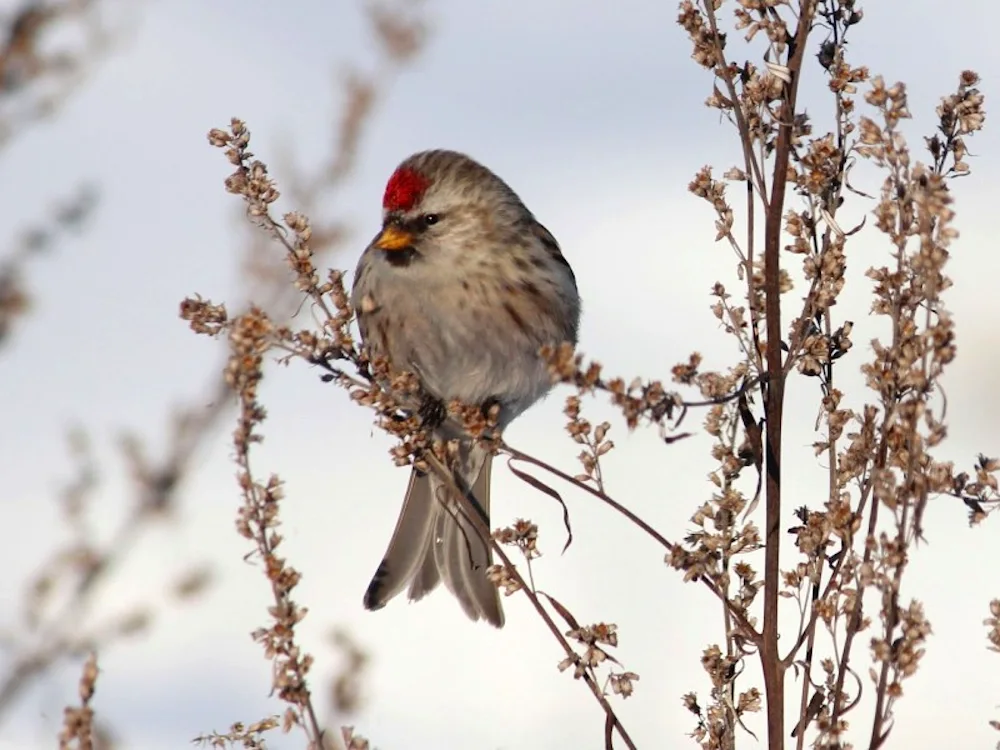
[421,213,440,227]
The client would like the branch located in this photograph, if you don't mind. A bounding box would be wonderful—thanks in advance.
[759,4,816,748]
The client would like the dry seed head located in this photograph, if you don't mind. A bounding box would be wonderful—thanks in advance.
[486,563,523,596]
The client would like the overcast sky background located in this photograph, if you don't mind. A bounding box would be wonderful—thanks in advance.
[3,1,1000,748]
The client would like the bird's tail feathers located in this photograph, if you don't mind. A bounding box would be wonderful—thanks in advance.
[363,442,504,627]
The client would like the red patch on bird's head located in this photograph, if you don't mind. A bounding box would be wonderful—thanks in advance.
[382,167,429,212]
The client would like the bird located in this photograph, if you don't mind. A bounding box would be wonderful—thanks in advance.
[351,149,581,627]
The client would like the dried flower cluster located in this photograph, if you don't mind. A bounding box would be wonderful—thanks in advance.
[194,717,281,750]
[557,620,640,702]
[985,599,1000,740]
[494,518,542,560]
[544,597,638,706]
[546,343,696,431]
[564,396,614,491]
[58,653,98,750]
[682,645,762,746]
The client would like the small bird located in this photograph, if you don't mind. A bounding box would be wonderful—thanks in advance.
[352,150,581,627]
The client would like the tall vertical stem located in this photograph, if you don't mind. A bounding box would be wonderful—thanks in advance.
[761,5,815,748]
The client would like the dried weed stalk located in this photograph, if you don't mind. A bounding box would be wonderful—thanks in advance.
[675,1,993,749]
[184,3,996,750]
[227,306,325,746]
[0,184,97,347]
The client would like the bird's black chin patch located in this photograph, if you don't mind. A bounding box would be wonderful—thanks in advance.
[382,247,419,267]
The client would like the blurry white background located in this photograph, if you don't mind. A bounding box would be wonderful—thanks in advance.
[2,0,999,748]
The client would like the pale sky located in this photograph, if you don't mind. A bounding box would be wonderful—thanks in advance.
[3,1,1000,748]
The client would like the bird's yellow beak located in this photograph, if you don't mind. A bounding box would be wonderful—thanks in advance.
[374,225,415,252]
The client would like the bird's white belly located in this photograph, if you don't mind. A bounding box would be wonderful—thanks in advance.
[415,308,554,420]
[369,282,554,424]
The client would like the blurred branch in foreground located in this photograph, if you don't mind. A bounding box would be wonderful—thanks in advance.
[0,183,97,347]
[0,0,138,151]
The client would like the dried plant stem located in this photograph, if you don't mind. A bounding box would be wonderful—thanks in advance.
[759,6,816,748]
[703,5,769,206]
[241,455,326,746]
[745,172,762,369]
[228,310,325,748]
[829,451,882,733]
[791,306,841,750]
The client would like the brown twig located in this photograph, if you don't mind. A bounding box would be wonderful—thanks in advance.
[227,307,326,747]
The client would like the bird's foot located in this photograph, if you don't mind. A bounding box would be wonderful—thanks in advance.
[418,393,447,430]
[480,395,504,425]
